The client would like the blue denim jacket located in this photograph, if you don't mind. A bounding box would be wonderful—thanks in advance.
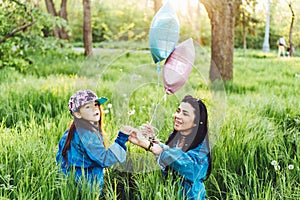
[158,141,209,200]
[56,128,128,190]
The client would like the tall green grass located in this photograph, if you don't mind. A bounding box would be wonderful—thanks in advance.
[0,49,299,199]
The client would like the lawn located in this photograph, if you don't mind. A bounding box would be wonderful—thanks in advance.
[0,47,299,199]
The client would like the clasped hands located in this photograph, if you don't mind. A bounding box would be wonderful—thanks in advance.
[120,123,163,155]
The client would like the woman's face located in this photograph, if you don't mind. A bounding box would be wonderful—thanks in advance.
[76,101,101,123]
[173,102,196,135]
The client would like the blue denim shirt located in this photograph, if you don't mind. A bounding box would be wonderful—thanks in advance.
[158,141,209,200]
[56,128,128,190]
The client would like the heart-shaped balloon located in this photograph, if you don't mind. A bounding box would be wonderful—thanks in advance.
[163,38,195,95]
[149,1,180,64]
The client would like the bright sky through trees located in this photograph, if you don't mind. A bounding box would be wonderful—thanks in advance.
[164,0,199,15]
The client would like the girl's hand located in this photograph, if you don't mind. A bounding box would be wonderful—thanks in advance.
[141,123,154,136]
[128,128,163,155]
[120,125,134,135]
[128,129,149,149]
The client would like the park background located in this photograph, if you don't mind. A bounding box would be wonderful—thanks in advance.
[0,0,299,199]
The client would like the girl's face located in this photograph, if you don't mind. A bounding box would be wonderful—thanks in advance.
[75,101,101,123]
[173,102,196,136]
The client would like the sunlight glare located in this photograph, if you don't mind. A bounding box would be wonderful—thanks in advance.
[164,0,199,15]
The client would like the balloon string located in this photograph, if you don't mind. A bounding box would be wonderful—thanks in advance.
[149,93,166,125]
[149,62,162,125]
[156,62,161,73]
[156,62,160,104]
[154,62,161,121]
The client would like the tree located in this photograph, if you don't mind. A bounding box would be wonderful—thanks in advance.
[0,0,35,43]
[185,0,202,44]
[235,0,259,52]
[0,0,66,71]
[287,0,295,57]
[153,0,162,13]
[199,0,241,82]
[44,0,69,40]
[262,0,271,52]
[58,0,69,40]
[83,0,92,56]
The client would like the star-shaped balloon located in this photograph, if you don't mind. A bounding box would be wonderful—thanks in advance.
[149,1,180,64]
[163,38,195,95]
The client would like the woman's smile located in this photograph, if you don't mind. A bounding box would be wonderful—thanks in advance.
[174,119,182,127]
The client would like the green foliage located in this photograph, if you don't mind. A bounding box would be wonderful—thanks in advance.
[0,0,71,72]
[90,2,150,43]
[66,0,151,44]
[234,0,300,49]
[234,0,260,48]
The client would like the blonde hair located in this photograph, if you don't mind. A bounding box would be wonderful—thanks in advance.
[99,105,109,147]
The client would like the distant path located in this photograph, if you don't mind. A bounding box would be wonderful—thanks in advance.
[72,47,149,54]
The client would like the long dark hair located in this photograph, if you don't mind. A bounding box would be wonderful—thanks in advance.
[165,95,212,180]
[61,106,106,162]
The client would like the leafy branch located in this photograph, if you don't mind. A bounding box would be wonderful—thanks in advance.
[0,0,35,43]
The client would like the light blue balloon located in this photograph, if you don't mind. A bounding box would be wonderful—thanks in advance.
[149,1,180,64]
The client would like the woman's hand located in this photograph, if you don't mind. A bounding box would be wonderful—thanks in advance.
[128,129,150,149]
[150,143,163,155]
[141,123,160,143]
[141,123,154,138]
[127,126,164,155]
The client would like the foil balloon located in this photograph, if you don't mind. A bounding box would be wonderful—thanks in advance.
[149,1,180,64]
[163,38,195,95]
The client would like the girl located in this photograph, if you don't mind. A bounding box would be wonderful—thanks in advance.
[129,95,212,199]
[56,89,131,193]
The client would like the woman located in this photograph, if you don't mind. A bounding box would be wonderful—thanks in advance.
[129,95,212,199]
[56,89,131,193]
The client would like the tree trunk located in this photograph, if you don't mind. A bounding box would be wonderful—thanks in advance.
[58,0,69,40]
[44,0,60,38]
[288,1,295,57]
[153,0,162,13]
[200,0,237,82]
[83,0,93,56]
[262,0,270,52]
[242,12,247,54]
[44,0,69,40]
[243,32,247,54]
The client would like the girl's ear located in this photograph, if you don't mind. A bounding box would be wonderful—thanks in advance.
[73,112,82,119]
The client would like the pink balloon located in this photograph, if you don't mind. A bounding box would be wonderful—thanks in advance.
[162,38,195,95]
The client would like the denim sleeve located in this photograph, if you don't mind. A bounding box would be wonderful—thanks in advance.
[157,143,209,182]
[78,129,127,167]
[114,131,129,150]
